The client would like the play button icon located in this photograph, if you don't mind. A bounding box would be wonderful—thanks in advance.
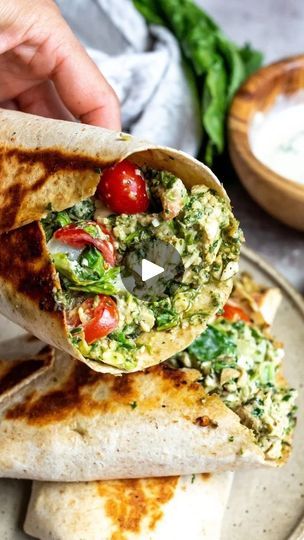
[121,238,184,301]
[141,259,164,282]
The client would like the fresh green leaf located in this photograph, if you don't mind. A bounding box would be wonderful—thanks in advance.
[69,269,119,295]
[133,0,164,24]
[239,43,264,78]
[216,34,245,100]
[188,324,236,362]
[151,298,179,330]
[133,0,263,165]
[41,199,95,241]
[41,211,72,241]
[78,246,104,275]
[202,57,227,155]
[53,250,119,296]
[110,331,136,350]
[155,310,179,330]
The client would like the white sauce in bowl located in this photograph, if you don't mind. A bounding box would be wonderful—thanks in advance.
[250,91,304,185]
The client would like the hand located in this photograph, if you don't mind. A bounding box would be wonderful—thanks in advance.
[0,0,121,130]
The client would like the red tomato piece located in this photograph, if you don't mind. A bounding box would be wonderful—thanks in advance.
[80,295,119,344]
[97,159,149,214]
[222,304,250,322]
[54,223,115,266]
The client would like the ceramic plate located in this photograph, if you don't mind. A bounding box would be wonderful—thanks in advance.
[0,247,303,540]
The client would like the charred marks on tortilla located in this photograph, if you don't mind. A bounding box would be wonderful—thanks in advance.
[158,364,185,383]
[19,267,57,312]
[0,223,45,261]
[195,416,218,428]
[0,224,57,312]
[5,148,115,173]
[6,391,36,420]
[0,359,45,396]
[0,148,115,231]
[0,183,27,231]
[112,373,135,400]
[97,477,178,534]
[6,361,130,425]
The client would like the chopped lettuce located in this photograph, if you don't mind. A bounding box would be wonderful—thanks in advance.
[187,324,236,363]
[172,319,297,460]
[53,247,119,295]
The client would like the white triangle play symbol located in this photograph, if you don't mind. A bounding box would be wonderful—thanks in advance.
[141,259,164,282]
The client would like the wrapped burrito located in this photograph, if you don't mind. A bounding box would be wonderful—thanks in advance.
[0,276,296,481]
[0,109,242,373]
[0,333,233,540]
[24,473,233,540]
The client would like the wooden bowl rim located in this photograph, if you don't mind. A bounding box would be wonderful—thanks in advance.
[228,54,304,197]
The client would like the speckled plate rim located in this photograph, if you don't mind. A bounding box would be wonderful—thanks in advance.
[241,245,304,540]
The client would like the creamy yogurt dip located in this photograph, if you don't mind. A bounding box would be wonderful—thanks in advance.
[250,90,304,185]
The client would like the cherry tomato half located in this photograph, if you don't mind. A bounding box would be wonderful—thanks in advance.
[97,159,149,214]
[222,304,250,322]
[54,223,115,266]
[80,295,119,344]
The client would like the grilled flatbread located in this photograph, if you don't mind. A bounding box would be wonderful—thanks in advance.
[24,473,233,540]
[0,275,295,481]
[0,346,263,482]
[0,109,240,374]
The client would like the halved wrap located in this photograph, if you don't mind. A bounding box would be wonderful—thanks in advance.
[24,473,233,540]
[0,275,297,481]
[0,108,242,374]
[0,347,263,481]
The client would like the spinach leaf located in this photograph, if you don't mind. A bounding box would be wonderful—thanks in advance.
[110,331,136,350]
[133,0,263,164]
[41,199,95,241]
[239,43,264,78]
[187,324,236,362]
[202,57,227,155]
[133,0,163,23]
[151,298,179,330]
[42,210,72,242]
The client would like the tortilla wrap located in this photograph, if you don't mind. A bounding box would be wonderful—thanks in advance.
[24,473,233,540]
[0,108,227,234]
[0,344,265,482]
[0,108,235,374]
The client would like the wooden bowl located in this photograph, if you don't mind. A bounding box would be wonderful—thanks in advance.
[228,54,304,231]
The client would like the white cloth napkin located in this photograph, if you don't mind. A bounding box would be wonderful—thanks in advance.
[57,0,201,155]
